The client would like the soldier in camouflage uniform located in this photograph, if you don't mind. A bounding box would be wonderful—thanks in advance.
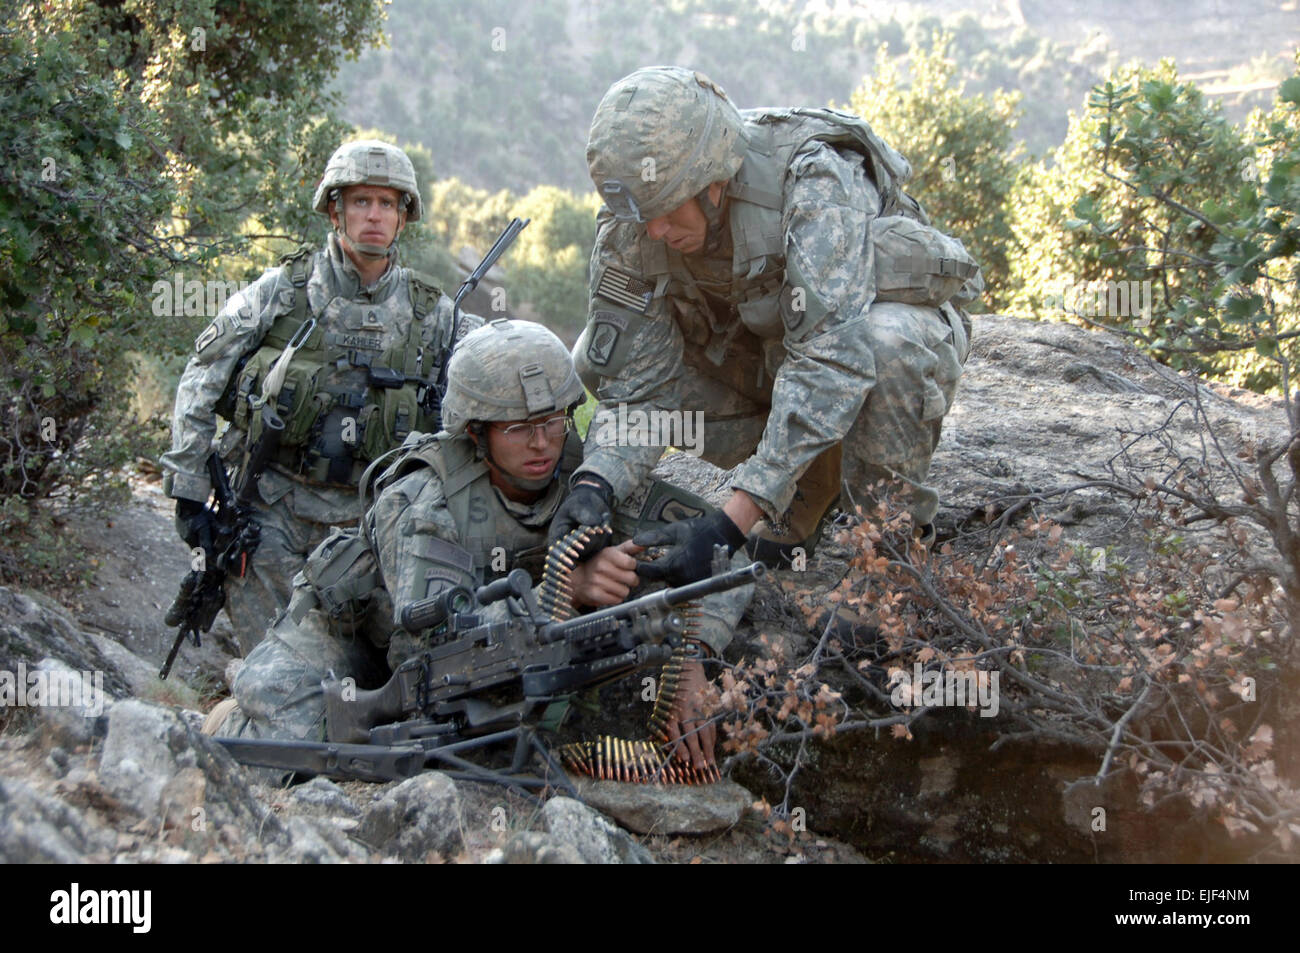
[162,141,481,654]
[555,67,981,593]
[214,320,744,758]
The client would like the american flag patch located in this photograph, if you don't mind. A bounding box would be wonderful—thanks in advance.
[595,266,654,314]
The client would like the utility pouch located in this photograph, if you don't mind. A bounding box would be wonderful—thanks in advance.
[872,215,982,308]
[276,358,330,447]
[359,385,420,462]
[303,527,378,622]
[231,347,282,431]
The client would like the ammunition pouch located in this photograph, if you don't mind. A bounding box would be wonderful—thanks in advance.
[234,348,331,448]
[302,527,379,624]
[361,384,419,463]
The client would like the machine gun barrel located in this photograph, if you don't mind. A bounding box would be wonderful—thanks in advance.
[537,561,765,644]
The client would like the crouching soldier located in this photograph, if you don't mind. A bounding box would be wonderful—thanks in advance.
[207,320,750,776]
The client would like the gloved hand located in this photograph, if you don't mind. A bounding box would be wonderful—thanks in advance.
[174,498,212,548]
[633,510,746,586]
[547,477,614,561]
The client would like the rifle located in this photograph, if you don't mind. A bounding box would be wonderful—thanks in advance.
[417,216,530,425]
[214,559,764,789]
[160,404,285,679]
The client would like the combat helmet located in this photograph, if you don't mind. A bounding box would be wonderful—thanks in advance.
[587,67,747,223]
[313,140,422,259]
[441,319,585,437]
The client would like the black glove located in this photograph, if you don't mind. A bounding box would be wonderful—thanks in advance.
[174,498,212,549]
[633,510,747,586]
[547,477,614,561]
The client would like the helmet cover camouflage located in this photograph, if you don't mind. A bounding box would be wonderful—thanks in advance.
[587,67,746,222]
[312,140,423,222]
[441,319,585,435]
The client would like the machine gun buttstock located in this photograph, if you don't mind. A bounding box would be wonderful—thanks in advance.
[324,666,422,745]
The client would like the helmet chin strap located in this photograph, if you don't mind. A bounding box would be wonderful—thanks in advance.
[337,221,396,261]
[696,183,729,255]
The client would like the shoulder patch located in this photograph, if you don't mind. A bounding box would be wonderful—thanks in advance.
[586,310,627,367]
[595,266,654,314]
[195,319,224,354]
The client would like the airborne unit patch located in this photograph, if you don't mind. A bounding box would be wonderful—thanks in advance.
[194,319,223,354]
[586,310,627,367]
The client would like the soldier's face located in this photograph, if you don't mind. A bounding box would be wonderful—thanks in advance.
[329,185,406,249]
[644,182,725,254]
[483,412,567,489]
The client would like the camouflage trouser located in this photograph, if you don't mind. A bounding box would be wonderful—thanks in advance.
[229,579,390,741]
[684,549,753,657]
[682,301,969,532]
[224,480,362,655]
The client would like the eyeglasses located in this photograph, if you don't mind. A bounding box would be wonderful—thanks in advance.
[494,414,572,443]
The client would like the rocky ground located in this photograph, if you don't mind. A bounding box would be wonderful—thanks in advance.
[0,592,864,863]
[1,314,1294,863]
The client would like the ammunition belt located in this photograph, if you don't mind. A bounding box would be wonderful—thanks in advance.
[542,525,721,785]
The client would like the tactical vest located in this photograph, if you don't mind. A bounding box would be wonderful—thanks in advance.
[635,108,979,346]
[377,429,584,584]
[224,246,447,486]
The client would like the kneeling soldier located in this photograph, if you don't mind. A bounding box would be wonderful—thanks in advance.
[212,320,751,773]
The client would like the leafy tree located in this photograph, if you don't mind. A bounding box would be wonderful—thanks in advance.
[0,24,176,581]
[1008,59,1297,392]
[423,177,516,272]
[508,185,601,340]
[847,34,1024,312]
[1,0,386,583]
[909,13,1099,157]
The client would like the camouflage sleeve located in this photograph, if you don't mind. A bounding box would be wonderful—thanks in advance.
[730,141,881,519]
[159,268,289,502]
[575,216,685,502]
[366,468,471,627]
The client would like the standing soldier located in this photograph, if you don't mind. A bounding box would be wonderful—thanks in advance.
[162,140,480,654]
[556,66,981,587]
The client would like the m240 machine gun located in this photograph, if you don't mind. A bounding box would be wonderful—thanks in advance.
[214,558,763,792]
